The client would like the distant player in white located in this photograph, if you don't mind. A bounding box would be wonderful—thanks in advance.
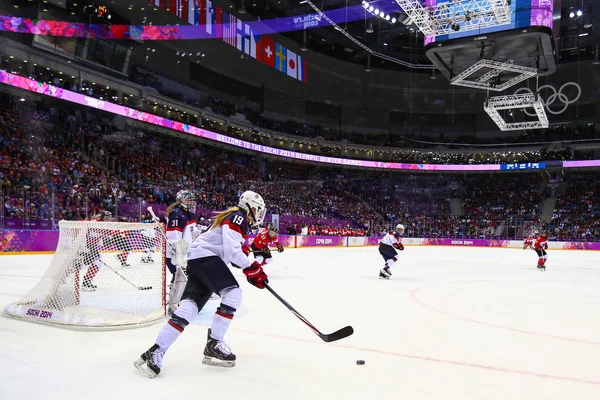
[140,227,157,263]
[197,217,210,234]
[134,191,268,377]
[378,224,405,279]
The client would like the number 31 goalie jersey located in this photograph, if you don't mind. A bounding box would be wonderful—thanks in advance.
[187,210,252,269]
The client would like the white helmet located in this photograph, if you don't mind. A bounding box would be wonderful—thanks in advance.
[238,190,266,226]
[396,224,405,235]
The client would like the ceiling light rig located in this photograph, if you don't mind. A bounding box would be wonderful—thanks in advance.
[362,1,397,24]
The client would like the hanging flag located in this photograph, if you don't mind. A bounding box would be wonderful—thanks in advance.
[250,30,262,61]
[176,0,188,20]
[169,0,176,14]
[236,20,251,54]
[222,11,237,47]
[198,0,206,26]
[188,0,196,24]
[275,43,287,73]
[206,0,214,35]
[287,49,298,79]
[262,36,275,68]
[297,55,308,83]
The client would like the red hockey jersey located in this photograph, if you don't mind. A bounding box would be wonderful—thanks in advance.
[252,228,279,249]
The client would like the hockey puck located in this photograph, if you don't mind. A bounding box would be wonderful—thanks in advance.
[356,360,365,365]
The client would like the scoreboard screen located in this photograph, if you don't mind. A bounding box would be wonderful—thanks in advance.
[424,0,554,45]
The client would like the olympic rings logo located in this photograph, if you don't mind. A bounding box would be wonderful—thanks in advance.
[32,112,50,122]
[513,82,581,116]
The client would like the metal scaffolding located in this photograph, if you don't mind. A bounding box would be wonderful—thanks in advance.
[483,93,550,131]
[395,0,511,37]
[450,59,538,91]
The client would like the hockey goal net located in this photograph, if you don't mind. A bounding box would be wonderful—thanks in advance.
[4,220,166,329]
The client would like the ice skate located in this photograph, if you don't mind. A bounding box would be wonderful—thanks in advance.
[202,331,236,368]
[82,279,97,292]
[118,254,130,267]
[141,256,149,264]
[134,344,164,378]
[379,266,391,280]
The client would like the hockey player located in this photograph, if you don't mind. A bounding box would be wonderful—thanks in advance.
[134,190,268,378]
[522,234,534,250]
[249,224,284,266]
[165,190,197,278]
[378,224,405,279]
[533,231,549,270]
[80,211,129,291]
[197,217,210,234]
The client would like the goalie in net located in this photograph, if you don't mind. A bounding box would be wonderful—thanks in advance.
[3,218,167,329]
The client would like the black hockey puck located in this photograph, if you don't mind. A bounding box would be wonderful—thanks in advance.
[356,360,365,365]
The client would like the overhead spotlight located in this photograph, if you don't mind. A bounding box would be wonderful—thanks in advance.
[366,22,374,34]
[374,8,379,15]
[569,11,575,18]
[391,17,397,23]
[368,5,374,12]
[576,10,583,17]
[363,1,368,8]
[239,0,247,14]
[181,52,186,56]
[176,50,180,56]
[385,14,391,21]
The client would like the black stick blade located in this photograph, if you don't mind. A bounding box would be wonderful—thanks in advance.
[320,326,354,343]
[139,286,153,291]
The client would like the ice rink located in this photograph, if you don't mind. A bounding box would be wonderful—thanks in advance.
[1,246,600,400]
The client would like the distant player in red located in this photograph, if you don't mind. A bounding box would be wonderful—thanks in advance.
[523,234,534,250]
[533,232,549,270]
[249,224,284,266]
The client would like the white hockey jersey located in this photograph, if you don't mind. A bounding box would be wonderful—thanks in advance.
[380,231,402,246]
[187,210,251,269]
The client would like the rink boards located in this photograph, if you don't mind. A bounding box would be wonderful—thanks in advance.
[1,229,599,254]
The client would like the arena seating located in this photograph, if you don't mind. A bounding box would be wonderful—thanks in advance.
[0,80,598,239]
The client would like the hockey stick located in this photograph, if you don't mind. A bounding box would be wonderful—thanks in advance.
[264,283,354,343]
[98,260,153,291]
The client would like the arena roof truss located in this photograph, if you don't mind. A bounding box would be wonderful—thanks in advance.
[395,0,512,37]
[484,93,549,131]
[450,59,538,91]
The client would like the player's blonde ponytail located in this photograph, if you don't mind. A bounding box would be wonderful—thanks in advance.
[211,207,242,230]
[165,202,179,216]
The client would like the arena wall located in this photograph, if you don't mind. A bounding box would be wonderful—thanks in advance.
[2,230,599,254]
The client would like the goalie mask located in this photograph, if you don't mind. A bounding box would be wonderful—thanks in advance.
[176,190,196,213]
[267,224,278,238]
[238,190,266,227]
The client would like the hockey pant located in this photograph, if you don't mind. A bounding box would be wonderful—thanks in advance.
[251,243,272,265]
[379,243,398,268]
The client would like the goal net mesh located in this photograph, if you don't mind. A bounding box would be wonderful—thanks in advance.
[4,220,166,329]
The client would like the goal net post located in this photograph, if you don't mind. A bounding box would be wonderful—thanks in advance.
[3,220,167,330]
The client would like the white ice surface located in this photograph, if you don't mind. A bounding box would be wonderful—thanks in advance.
[1,247,600,400]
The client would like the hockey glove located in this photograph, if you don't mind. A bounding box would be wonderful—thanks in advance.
[243,262,269,289]
[276,244,284,253]
[393,242,404,251]
[242,245,251,257]
[543,242,548,250]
